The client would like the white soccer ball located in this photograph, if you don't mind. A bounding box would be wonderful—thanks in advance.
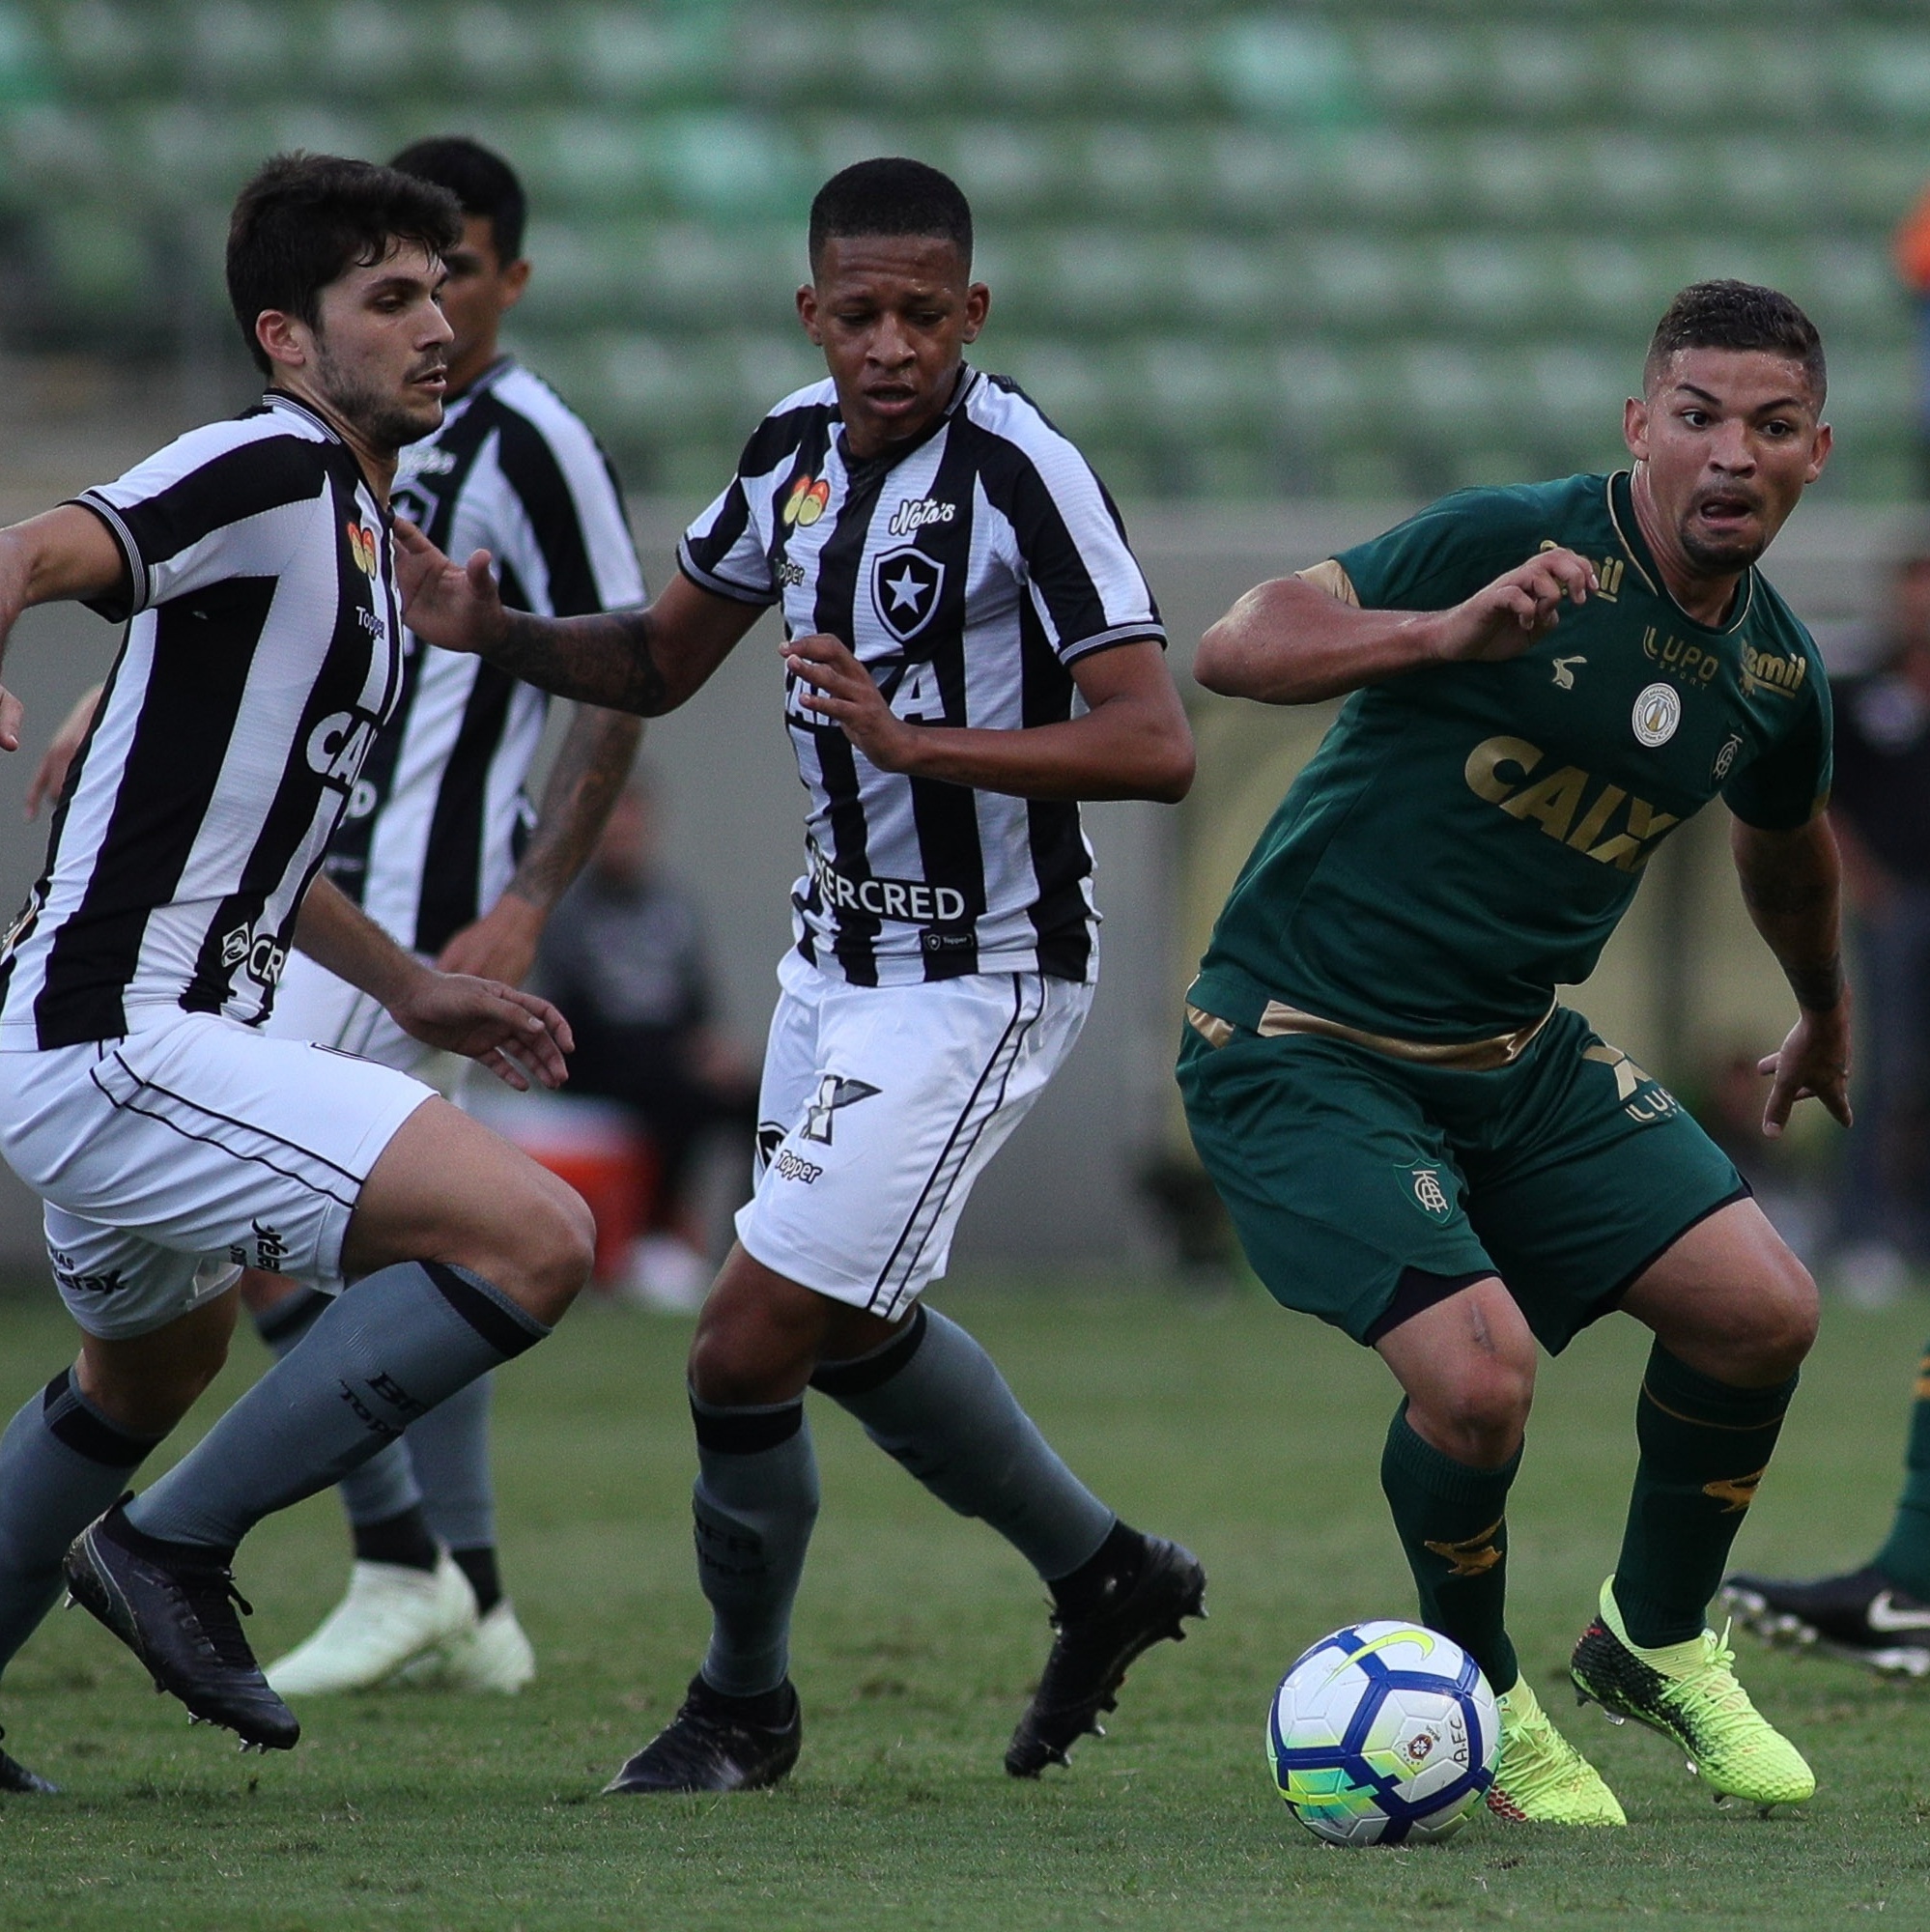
[1265,1620,1499,1846]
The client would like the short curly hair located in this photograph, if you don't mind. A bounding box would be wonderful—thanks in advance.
[1644,280,1826,404]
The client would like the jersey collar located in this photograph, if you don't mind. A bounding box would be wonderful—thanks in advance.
[1604,469,1757,637]
[261,389,344,442]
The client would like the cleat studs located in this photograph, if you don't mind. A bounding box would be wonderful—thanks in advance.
[61,1591,75,1611]
[1758,1805,1774,1821]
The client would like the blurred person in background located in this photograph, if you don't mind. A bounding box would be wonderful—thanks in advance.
[26,137,648,1704]
[535,774,756,1310]
[1809,535,1930,1305]
[1895,186,1930,492]
[1724,534,1930,1672]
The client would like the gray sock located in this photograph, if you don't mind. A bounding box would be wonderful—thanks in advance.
[813,1305,1113,1582]
[128,1261,548,1551]
[253,1290,424,1530]
[0,1370,160,1678]
[691,1393,820,1698]
[407,1376,496,1552]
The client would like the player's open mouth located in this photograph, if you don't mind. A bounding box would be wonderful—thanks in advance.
[1693,493,1757,530]
[864,384,920,412]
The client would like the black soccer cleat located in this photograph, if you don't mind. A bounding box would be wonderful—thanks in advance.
[1005,1532,1206,1778]
[604,1675,802,1795]
[1721,1564,1930,1677]
[0,1727,57,1795]
[62,1501,298,1751]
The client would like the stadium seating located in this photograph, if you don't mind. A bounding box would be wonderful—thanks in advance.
[0,1,1920,499]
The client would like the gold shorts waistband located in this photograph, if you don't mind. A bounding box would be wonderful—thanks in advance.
[1185,999,1555,1071]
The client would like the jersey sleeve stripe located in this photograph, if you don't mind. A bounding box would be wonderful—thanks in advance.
[677,530,780,606]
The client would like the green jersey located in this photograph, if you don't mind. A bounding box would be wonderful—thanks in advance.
[1191,470,1831,1042]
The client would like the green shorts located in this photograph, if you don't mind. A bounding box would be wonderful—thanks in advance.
[1177,1004,1746,1354]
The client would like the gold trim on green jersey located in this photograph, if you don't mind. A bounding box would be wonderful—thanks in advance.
[1296,558,1360,605]
[1185,998,1556,1069]
[1603,470,1757,635]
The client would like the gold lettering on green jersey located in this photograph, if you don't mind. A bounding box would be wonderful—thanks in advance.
[1740,642,1807,698]
[1463,735,1679,872]
[1463,736,1542,803]
[1641,626,1719,685]
[1499,765,1588,839]
[1536,540,1623,600]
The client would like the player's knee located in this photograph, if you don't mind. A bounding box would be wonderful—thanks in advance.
[1414,1353,1534,1466]
[83,1331,231,1438]
[484,1169,595,1325]
[1724,1248,1819,1381]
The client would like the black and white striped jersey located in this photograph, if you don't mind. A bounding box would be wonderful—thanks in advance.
[679,367,1163,986]
[325,358,644,955]
[0,393,406,1050]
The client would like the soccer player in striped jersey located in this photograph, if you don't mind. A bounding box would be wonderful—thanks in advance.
[25,138,646,1707]
[399,158,1205,1793]
[0,155,597,1784]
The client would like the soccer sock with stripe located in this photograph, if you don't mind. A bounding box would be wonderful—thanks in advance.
[252,1289,436,1571]
[126,1261,548,1553]
[1611,1342,1798,1648]
[691,1393,820,1698]
[1872,1344,1930,1600]
[1379,1404,1520,1695]
[811,1305,1116,1586]
[0,1370,162,1677]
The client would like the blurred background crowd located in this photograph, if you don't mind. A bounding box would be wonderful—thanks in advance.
[2,0,1929,1299]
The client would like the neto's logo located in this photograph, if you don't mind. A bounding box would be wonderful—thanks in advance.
[782,476,830,527]
[888,497,956,537]
[345,523,379,575]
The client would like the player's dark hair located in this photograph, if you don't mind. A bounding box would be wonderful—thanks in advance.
[389,134,526,266]
[1644,280,1826,404]
[808,157,973,273]
[228,153,462,377]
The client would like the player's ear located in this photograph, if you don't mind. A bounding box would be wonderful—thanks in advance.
[497,258,531,310]
[255,309,309,372]
[962,281,990,342]
[797,282,823,345]
[1805,419,1832,484]
[1623,393,1650,463]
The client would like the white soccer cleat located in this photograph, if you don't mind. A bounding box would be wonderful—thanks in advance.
[264,1552,476,1696]
[394,1600,537,1694]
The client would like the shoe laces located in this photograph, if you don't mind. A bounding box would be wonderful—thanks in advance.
[179,1566,258,1671]
[1499,1696,1589,1789]
[1659,1623,1761,1738]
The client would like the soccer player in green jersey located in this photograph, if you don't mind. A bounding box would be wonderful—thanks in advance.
[1181,282,1846,1824]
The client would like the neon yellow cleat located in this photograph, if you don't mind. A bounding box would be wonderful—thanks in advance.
[1571,1577,1815,1811]
[1486,1676,1627,1826]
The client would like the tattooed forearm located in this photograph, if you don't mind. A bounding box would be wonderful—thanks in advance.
[486,608,670,715]
[507,703,643,914]
[1733,815,1846,1012]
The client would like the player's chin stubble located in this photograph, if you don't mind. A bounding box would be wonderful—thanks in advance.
[315,345,444,456]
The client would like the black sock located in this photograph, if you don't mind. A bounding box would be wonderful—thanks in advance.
[450,1545,501,1615]
[1049,1519,1147,1622]
[692,1675,796,1726]
[351,1505,438,1573]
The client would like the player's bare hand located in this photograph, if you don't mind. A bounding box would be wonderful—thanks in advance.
[434,892,543,987]
[25,682,101,818]
[388,968,574,1091]
[783,632,919,771]
[0,684,20,756]
[1758,1003,1853,1138]
[394,519,504,656]
[1428,549,1599,666]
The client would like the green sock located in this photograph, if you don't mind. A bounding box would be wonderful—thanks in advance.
[1379,1405,1520,1695]
[1872,1344,1930,1600]
[1613,1342,1798,1648]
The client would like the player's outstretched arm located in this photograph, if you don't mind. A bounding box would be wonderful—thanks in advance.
[394,519,758,717]
[1195,548,1600,706]
[0,508,128,753]
[784,633,1193,803]
[436,703,643,983]
[1733,812,1853,1138]
[294,875,573,1092]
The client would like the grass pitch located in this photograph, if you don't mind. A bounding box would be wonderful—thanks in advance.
[2,1278,1930,1930]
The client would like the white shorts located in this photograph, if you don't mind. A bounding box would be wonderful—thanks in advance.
[0,1011,434,1341]
[270,948,471,1101]
[735,951,1092,1321]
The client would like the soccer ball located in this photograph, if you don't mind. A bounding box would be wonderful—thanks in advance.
[1265,1621,1498,1846]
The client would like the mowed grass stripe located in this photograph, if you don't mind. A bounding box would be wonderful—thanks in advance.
[1,1280,1928,1929]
